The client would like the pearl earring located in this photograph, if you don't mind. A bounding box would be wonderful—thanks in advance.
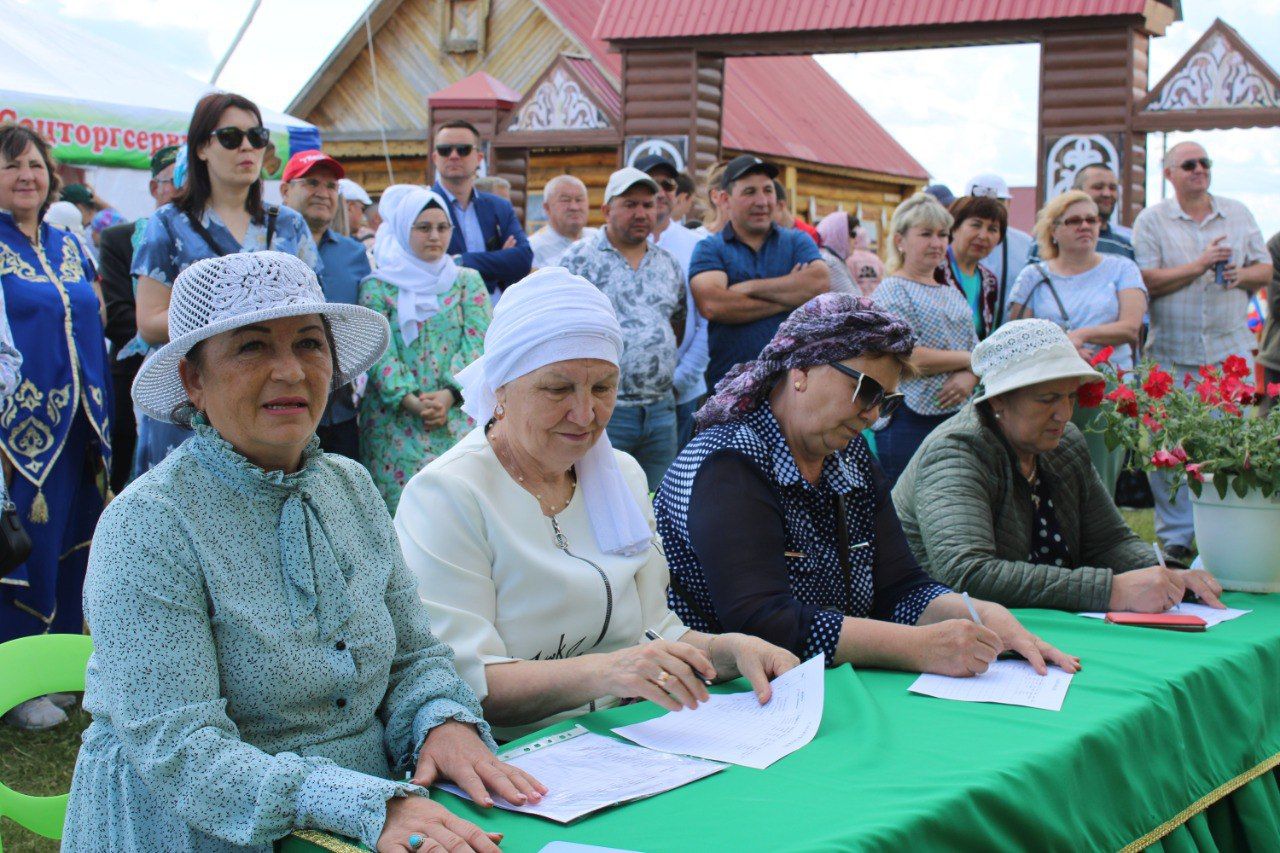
[794,382,802,391]
[494,403,505,419]
[994,411,1002,419]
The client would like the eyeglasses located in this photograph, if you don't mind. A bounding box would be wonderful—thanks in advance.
[435,144,475,157]
[411,222,453,235]
[1179,157,1212,172]
[653,177,677,192]
[1057,215,1100,228]
[210,126,271,150]
[828,362,904,418]
[294,177,338,192]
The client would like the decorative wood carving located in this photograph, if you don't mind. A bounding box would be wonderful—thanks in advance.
[1140,18,1280,115]
[508,69,610,131]
[1044,133,1123,202]
[443,0,489,54]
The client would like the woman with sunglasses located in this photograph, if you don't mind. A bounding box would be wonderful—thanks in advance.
[1007,190,1146,495]
[358,185,490,511]
[871,194,981,486]
[654,294,1079,679]
[131,92,320,474]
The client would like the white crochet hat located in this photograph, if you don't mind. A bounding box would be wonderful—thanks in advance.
[972,319,1102,403]
[132,251,389,422]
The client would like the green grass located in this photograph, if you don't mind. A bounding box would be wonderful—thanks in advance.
[0,703,89,852]
[0,510,1158,850]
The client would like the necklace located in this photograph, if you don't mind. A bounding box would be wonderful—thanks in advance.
[490,428,576,515]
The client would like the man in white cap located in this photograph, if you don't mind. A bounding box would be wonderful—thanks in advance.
[561,167,687,489]
[339,177,374,239]
[965,172,1033,316]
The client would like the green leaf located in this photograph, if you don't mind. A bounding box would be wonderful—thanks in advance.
[1190,478,1204,498]
[1104,431,1119,452]
[1214,474,1230,501]
[1233,473,1250,499]
[1262,480,1275,499]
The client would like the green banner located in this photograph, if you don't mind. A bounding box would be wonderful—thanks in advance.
[0,92,291,177]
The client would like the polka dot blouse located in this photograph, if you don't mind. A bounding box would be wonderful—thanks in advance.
[654,402,951,666]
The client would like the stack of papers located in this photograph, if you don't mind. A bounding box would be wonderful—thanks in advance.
[612,654,825,769]
[1079,602,1251,628]
[438,727,725,823]
[909,660,1074,712]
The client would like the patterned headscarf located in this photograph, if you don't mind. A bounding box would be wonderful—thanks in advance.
[816,211,851,261]
[695,292,915,429]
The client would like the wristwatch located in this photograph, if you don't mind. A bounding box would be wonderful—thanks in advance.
[444,383,464,408]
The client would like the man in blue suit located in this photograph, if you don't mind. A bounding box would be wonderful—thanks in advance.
[430,119,532,297]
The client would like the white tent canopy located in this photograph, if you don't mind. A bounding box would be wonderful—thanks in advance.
[0,0,316,217]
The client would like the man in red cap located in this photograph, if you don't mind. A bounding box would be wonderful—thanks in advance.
[279,149,372,460]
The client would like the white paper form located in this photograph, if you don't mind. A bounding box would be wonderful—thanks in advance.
[437,727,726,823]
[611,654,825,769]
[1078,602,1251,628]
[908,659,1074,711]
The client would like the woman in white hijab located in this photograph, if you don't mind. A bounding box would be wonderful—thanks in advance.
[395,268,799,741]
[359,184,492,511]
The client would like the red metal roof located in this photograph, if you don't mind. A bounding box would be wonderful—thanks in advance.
[722,56,927,179]
[428,71,522,108]
[593,0,1152,41]
[539,0,928,179]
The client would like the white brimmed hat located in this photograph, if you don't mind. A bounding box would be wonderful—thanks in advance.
[604,167,660,203]
[965,172,1012,200]
[339,178,373,206]
[132,251,389,422]
[972,319,1102,403]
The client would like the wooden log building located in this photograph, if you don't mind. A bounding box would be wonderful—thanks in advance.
[289,0,929,246]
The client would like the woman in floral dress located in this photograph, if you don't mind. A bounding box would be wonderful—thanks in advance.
[359,185,490,510]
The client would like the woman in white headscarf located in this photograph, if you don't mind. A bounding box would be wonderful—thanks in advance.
[359,184,492,510]
[395,268,799,741]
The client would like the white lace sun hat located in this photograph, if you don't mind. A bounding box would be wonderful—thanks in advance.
[132,251,390,422]
[972,318,1102,403]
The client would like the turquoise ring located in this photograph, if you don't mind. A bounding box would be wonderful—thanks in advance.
[408,833,424,850]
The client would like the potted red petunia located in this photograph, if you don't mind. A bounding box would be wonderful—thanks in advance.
[1083,348,1280,592]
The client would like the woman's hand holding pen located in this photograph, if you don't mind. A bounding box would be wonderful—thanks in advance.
[597,639,716,712]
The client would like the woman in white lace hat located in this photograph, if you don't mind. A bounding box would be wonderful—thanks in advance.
[66,252,541,853]
[395,267,799,742]
[892,318,1224,614]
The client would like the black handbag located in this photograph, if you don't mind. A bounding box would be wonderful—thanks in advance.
[0,478,33,578]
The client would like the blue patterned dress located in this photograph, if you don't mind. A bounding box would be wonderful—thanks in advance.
[128,203,321,475]
[0,211,110,641]
[653,402,950,665]
[65,419,493,851]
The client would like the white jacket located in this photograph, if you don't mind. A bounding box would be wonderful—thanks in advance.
[395,426,686,740]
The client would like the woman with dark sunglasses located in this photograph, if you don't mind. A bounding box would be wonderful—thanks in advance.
[130,92,321,475]
[654,293,1079,679]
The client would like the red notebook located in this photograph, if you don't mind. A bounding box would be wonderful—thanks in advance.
[1105,612,1207,632]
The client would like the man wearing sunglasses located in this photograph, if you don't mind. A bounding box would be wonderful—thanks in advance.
[1132,139,1272,564]
[279,150,372,460]
[429,120,531,300]
[636,153,708,448]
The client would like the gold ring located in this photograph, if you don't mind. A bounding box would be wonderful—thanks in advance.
[656,670,670,685]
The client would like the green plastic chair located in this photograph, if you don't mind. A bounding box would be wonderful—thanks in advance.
[0,633,93,851]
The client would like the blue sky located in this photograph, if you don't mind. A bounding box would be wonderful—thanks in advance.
[32,0,1280,234]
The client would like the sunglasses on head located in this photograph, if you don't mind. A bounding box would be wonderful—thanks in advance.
[210,126,271,150]
[1179,157,1212,172]
[828,362,904,418]
[435,144,475,157]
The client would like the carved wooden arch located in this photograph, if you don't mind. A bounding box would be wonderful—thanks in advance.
[1134,18,1280,132]
[494,54,622,150]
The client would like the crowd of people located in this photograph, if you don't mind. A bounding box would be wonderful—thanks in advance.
[0,87,1270,850]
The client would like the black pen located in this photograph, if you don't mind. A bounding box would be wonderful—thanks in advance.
[643,628,713,686]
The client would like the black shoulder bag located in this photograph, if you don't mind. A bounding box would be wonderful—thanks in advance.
[186,205,280,257]
[1010,263,1070,326]
[0,476,33,578]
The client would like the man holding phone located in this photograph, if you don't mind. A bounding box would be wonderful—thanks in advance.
[1132,139,1272,562]
[429,119,531,298]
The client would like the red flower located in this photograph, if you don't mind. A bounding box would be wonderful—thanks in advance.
[1267,382,1280,398]
[1196,379,1220,405]
[1090,346,1115,366]
[1151,449,1181,468]
[1199,365,1218,379]
[1077,380,1105,408]
[1185,462,1205,483]
[1224,355,1251,379]
[1171,446,1187,463]
[1106,385,1139,417]
[1142,413,1163,433]
[1142,367,1173,399]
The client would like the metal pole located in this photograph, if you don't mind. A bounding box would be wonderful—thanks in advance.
[366,11,396,185]
[210,0,263,86]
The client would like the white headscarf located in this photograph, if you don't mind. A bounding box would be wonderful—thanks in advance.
[367,183,459,346]
[455,267,651,556]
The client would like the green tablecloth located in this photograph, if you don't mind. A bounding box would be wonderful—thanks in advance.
[284,593,1280,852]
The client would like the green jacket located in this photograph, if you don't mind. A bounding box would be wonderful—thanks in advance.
[891,404,1152,612]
